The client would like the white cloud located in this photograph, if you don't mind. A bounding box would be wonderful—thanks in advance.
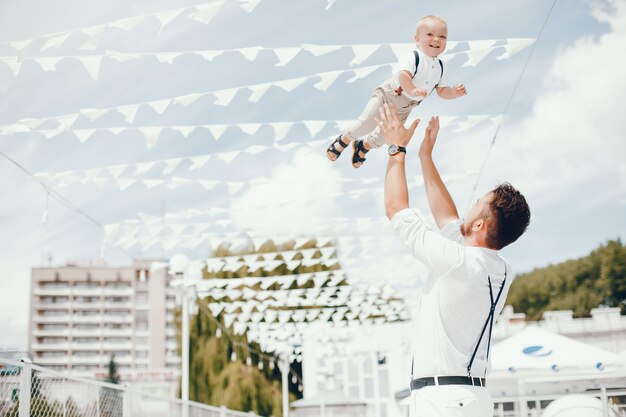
[230,147,343,236]
[482,0,626,205]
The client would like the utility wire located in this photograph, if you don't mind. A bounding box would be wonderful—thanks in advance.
[466,0,558,207]
[0,149,136,258]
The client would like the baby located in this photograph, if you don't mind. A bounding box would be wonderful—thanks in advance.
[326,15,466,168]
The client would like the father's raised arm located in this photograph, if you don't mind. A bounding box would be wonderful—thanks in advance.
[377,104,420,220]
[418,117,460,228]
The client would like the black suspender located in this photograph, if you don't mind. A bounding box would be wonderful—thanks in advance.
[412,50,444,81]
[410,267,508,378]
[467,268,508,378]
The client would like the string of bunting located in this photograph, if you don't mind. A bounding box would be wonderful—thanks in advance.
[0,38,535,80]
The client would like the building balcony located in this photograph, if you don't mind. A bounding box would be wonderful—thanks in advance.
[103,315,132,323]
[103,342,133,350]
[33,329,71,337]
[102,328,133,337]
[72,302,102,310]
[36,356,71,365]
[70,327,101,336]
[33,287,71,296]
[34,315,71,323]
[71,315,102,323]
[35,303,70,310]
[71,343,103,350]
[31,343,70,351]
[72,288,103,296]
[70,356,105,365]
[103,288,133,296]
[103,302,133,310]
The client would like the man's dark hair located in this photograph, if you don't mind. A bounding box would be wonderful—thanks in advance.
[484,182,530,250]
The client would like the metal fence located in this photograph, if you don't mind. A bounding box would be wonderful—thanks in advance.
[493,389,626,417]
[0,358,261,417]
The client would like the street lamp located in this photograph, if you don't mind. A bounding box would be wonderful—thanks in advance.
[169,254,201,417]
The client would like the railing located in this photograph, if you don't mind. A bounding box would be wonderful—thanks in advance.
[493,389,626,417]
[0,357,263,417]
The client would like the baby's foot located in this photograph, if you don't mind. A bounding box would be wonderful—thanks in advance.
[326,135,350,161]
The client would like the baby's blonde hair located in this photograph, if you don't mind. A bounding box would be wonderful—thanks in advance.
[415,15,448,35]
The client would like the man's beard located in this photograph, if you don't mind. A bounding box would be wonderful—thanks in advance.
[460,222,471,237]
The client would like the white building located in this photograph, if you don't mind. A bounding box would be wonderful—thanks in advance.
[28,259,179,383]
[300,306,626,417]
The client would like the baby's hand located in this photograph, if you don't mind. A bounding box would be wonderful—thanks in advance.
[410,87,428,97]
[454,84,467,97]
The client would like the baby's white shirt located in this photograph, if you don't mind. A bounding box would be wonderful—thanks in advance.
[391,48,450,101]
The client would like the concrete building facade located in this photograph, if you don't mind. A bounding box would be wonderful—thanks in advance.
[28,260,180,381]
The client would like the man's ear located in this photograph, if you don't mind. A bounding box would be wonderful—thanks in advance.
[472,219,485,232]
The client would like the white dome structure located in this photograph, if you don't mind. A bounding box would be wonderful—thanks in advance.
[542,394,620,417]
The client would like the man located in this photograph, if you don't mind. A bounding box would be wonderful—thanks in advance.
[377,103,530,417]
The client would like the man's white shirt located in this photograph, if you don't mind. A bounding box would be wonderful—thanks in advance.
[390,208,512,378]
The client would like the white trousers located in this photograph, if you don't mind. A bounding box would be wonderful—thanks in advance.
[345,80,419,148]
[410,385,494,417]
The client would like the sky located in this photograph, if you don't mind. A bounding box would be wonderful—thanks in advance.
[1,0,625,350]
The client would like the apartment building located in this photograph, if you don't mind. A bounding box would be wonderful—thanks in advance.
[29,260,180,381]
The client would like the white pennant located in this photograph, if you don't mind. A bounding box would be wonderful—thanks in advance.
[155,9,186,33]
[162,158,183,175]
[226,182,245,194]
[188,1,225,24]
[155,52,183,65]
[462,40,497,67]
[135,161,156,174]
[108,16,144,31]
[57,115,79,130]
[239,123,262,135]
[497,38,535,60]
[79,26,106,50]
[171,125,196,138]
[138,127,163,149]
[196,50,224,61]
[326,0,337,10]
[239,0,262,13]
[108,166,127,178]
[40,33,70,51]
[118,106,140,123]
[238,46,263,61]
[270,122,293,141]
[189,155,211,170]
[1,58,22,76]
[9,39,33,53]
[36,57,63,72]
[214,88,239,106]
[273,142,299,153]
[207,124,228,140]
[81,108,109,122]
[173,93,203,107]
[116,178,136,190]
[199,180,219,190]
[388,43,413,61]
[168,177,193,189]
[77,56,103,81]
[248,83,272,103]
[301,44,342,57]
[275,77,307,92]
[246,145,270,155]
[302,120,327,137]
[107,51,141,62]
[313,71,342,91]
[216,150,240,164]
[73,129,96,143]
[273,47,301,67]
[349,44,381,66]
[347,65,384,83]
[147,99,171,114]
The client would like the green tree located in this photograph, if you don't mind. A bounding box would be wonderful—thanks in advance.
[507,239,626,319]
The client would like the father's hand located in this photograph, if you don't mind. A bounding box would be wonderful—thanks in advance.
[418,116,440,160]
[376,103,420,147]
